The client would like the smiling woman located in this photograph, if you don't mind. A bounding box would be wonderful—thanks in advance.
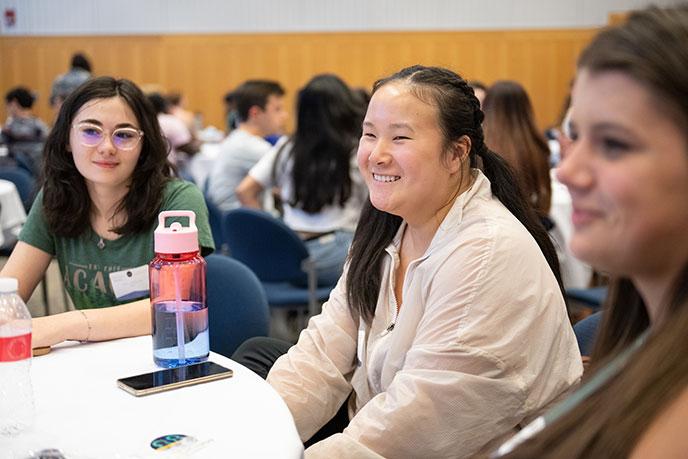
[236,65,583,458]
[0,77,214,349]
[491,5,688,458]
[358,82,470,229]
[69,97,145,195]
[561,70,688,291]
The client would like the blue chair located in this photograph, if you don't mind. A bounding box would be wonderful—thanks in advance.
[0,167,35,211]
[573,311,603,356]
[13,153,37,177]
[204,195,226,253]
[566,286,608,310]
[222,208,335,319]
[206,254,270,358]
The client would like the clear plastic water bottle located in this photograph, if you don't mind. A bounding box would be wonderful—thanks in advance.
[150,210,208,368]
[0,277,34,435]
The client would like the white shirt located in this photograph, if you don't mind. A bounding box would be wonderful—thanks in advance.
[268,170,583,458]
[249,139,367,233]
[549,169,593,289]
[207,129,272,211]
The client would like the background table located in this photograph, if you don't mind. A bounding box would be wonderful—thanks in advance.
[1,336,304,459]
[0,178,27,249]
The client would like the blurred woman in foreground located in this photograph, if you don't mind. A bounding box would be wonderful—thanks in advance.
[493,5,688,457]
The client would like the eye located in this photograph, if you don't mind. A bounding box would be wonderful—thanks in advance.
[393,136,411,141]
[81,127,102,137]
[362,132,376,139]
[600,137,631,157]
[114,129,138,140]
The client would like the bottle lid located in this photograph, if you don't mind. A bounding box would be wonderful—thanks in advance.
[154,210,199,254]
[0,277,18,293]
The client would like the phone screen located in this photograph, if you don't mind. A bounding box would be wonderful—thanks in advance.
[117,361,233,396]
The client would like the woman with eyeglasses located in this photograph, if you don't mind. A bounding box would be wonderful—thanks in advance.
[0,76,214,349]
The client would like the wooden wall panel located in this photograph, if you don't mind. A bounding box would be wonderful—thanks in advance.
[0,29,596,131]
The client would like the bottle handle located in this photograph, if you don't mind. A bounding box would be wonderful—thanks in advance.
[157,210,197,229]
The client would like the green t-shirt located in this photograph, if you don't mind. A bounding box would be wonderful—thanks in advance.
[19,180,215,309]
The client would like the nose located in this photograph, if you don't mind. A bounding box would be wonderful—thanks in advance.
[365,138,391,167]
[556,137,593,193]
[96,133,117,155]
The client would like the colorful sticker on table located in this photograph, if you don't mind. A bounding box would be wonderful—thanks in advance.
[150,434,197,450]
[29,449,65,458]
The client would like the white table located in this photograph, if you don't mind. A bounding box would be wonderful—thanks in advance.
[1,336,304,459]
[0,179,27,249]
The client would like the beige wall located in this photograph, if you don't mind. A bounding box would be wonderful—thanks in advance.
[0,29,596,131]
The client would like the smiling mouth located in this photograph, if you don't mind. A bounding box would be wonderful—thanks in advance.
[571,207,603,227]
[93,161,119,168]
[373,173,401,183]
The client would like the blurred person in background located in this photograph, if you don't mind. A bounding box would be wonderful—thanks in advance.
[483,80,591,289]
[167,91,196,132]
[2,86,49,174]
[50,52,92,115]
[206,80,287,211]
[468,80,488,108]
[236,74,367,286]
[148,92,198,172]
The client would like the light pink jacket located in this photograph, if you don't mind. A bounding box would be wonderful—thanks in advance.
[268,171,583,458]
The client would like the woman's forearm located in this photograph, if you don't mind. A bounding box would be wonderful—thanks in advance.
[32,298,151,348]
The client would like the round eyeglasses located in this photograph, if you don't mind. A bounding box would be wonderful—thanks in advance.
[73,123,144,151]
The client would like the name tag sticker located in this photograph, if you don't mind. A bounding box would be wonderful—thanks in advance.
[110,265,149,301]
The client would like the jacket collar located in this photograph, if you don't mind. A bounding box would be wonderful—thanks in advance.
[385,169,492,261]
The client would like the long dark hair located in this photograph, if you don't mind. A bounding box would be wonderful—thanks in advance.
[501,6,688,457]
[483,80,552,217]
[42,76,172,237]
[287,74,364,213]
[346,65,562,325]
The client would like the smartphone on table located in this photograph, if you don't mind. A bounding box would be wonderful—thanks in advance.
[117,361,233,397]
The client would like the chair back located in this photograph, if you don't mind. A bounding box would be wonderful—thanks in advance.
[566,286,608,311]
[0,167,35,211]
[223,208,309,284]
[206,254,270,358]
[13,153,37,177]
[573,311,603,357]
[204,194,225,252]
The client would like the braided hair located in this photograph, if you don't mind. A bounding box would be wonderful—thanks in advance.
[346,65,562,325]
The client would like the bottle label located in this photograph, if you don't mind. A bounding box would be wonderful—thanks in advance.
[0,333,32,361]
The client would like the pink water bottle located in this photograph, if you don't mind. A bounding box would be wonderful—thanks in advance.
[150,210,208,368]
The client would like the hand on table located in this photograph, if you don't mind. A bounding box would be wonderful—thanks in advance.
[31,311,84,349]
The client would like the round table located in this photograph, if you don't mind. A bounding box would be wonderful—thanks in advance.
[0,178,27,249]
[1,336,304,458]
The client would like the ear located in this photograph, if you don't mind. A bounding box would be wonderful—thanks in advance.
[447,135,471,174]
[247,105,263,120]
